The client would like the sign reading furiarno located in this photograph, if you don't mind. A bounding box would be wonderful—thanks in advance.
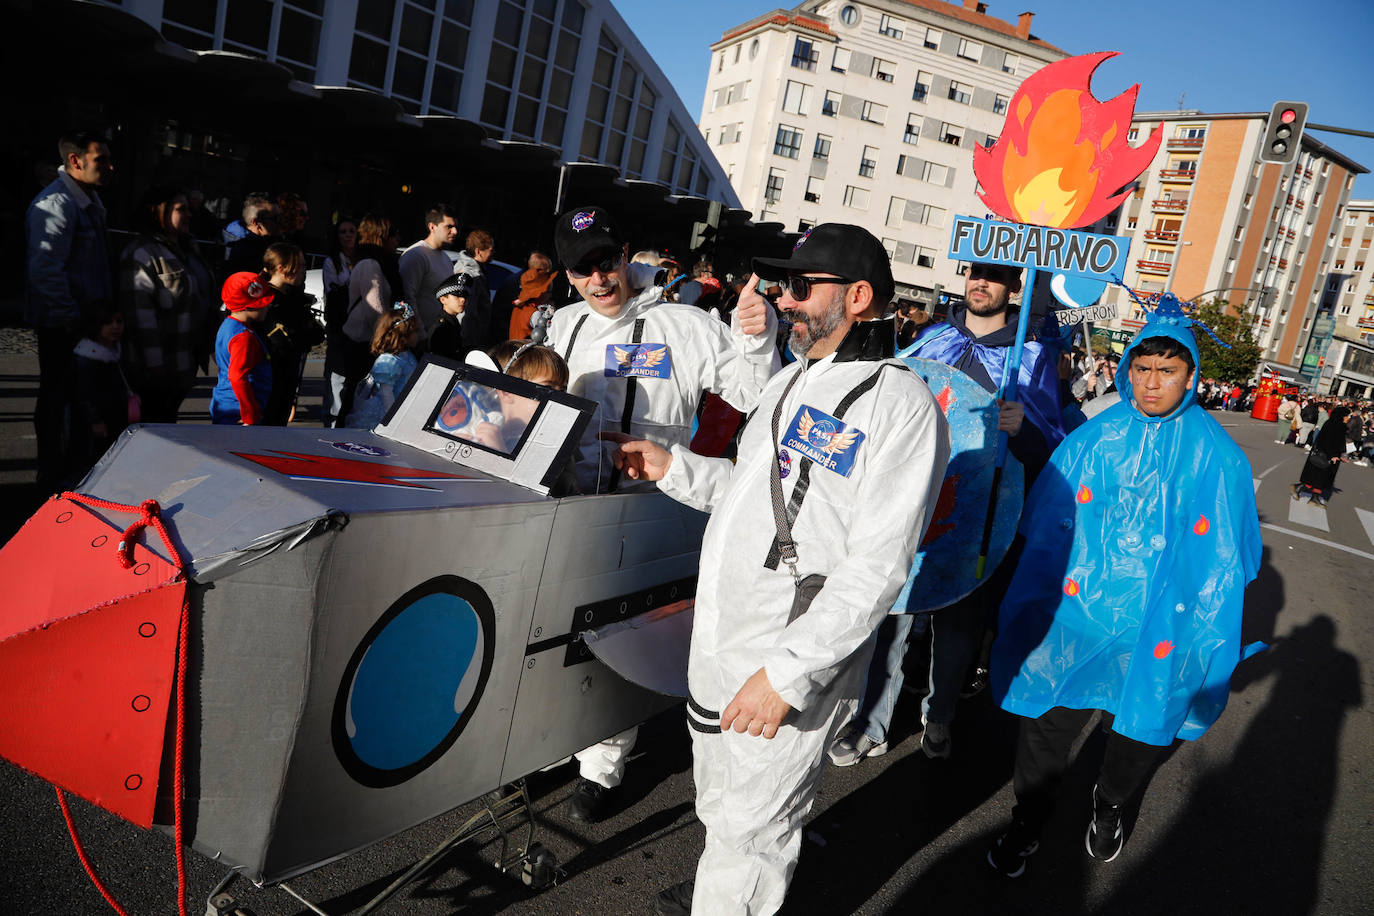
[949,214,1129,281]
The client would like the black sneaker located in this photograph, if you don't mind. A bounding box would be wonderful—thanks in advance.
[654,878,695,916]
[566,777,615,823]
[960,666,990,698]
[986,819,1040,878]
[1085,784,1124,862]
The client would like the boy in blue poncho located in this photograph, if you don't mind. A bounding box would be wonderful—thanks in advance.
[986,295,1261,876]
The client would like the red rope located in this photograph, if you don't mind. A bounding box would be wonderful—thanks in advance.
[56,493,191,916]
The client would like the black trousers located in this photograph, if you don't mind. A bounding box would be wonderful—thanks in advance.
[1012,706,1165,831]
[34,326,78,490]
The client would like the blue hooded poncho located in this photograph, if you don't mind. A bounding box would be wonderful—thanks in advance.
[990,297,1262,745]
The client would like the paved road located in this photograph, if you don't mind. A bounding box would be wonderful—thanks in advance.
[1,349,1370,915]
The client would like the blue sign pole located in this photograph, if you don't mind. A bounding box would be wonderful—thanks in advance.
[977,265,1037,579]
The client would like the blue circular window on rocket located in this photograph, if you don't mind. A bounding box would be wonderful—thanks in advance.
[332,576,495,787]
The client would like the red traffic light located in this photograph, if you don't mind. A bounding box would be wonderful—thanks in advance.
[1279,108,1297,124]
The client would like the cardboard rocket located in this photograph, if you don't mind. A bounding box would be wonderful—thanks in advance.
[0,359,702,883]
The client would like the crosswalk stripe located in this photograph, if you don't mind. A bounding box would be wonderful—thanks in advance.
[1253,478,1260,493]
[1357,508,1374,549]
[1288,498,1330,532]
[1261,524,1374,562]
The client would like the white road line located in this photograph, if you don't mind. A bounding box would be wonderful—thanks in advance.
[1357,508,1374,549]
[1258,459,1288,479]
[1261,523,1374,562]
[1288,498,1330,531]
[1253,478,1260,493]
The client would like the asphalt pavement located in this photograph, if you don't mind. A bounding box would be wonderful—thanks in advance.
[1,340,1370,915]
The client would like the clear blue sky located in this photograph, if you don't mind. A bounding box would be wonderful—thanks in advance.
[613,0,1374,197]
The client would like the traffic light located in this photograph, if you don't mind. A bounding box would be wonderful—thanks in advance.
[689,221,714,251]
[1259,101,1308,164]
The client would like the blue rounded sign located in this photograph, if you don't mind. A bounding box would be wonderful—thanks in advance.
[333,576,494,787]
[894,358,1024,612]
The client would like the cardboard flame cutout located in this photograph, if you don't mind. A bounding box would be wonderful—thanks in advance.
[974,51,1162,229]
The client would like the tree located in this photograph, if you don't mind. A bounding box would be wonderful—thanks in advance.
[1187,298,1263,383]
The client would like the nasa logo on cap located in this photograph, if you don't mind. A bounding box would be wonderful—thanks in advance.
[793,228,814,251]
[571,211,596,232]
[330,441,391,458]
[247,279,263,297]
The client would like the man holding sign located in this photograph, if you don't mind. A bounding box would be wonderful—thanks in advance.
[830,260,1068,767]
[605,224,949,916]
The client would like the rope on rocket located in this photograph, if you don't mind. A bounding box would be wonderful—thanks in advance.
[55,492,191,916]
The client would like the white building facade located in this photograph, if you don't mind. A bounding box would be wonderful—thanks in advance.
[99,0,739,205]
[700,0,1065,305]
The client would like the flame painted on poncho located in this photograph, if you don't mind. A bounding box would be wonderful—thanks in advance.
[974,52,1162,229]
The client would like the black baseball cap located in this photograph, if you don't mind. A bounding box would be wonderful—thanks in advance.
[554,205,623,269]
[753,223,894,306]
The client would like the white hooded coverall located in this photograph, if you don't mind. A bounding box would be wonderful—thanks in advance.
[550,277,781,788]
[657,331,950,915]
[548,281,780,494]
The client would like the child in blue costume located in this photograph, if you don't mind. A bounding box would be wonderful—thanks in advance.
[210,272,275,425]
[986,293,1262,875]
[346,303,420,429]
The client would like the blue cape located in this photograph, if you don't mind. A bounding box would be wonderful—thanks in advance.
[899,313,1069,448]
[990,301,1262,745]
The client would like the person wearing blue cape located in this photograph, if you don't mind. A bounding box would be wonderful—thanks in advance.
[829,262,1068,767]
[985,294,1262,876]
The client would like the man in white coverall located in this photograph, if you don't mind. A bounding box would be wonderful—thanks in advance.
[604,224,951,915]
[551,205,781,822]
[549,205,780,495]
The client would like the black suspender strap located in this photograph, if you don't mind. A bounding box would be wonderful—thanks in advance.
[560,313,589,362]
[606,317,647,493]
[764,362,909,570]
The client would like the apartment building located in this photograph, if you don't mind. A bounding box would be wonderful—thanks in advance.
[700,0,1066,305]
[1324,199,1374,342]
[1092,112,1367,374]
[92,0,737,204]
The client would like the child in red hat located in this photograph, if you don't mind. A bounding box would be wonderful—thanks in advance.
[211,272,275,425]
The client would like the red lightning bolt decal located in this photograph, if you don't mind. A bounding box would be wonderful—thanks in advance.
[231,450,472,490]
[935,384,956,415]
[920,474,960,547]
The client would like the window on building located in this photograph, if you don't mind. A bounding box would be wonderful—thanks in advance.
[658,116,683,184]
[904,113,921,144]
[782,80,812,115]
[1175,126,1206,139]
[822,90,841,117]
[922,27,942,50]
[941,123,964,145]
[798,218,814,233]
[879,14,905,39]
[861,100,887,124]
[985,133,998,148]
[1244,193,1253,209]
[813,133,832,160]
[1127,217,1139,230]
[859,145,878,178]
[948,81,971,105]
[792,38,818,70]
[844,185,870,209]
[717,52,723,72]
[765,168,785,205]
[916,245,937,268]
[957,38,983,61]
[804,175,823,204]
[993,93,1009,115]
[1328,276,1342,292]
[1127,127,1139,141]
[774,124,803,159]
[1002,52,1020,74]
[922,161,948,185]
[832,46,851,73]
[887,196,906,228]
[881,237,898,259]
[922,205,946,227]
[913,70,931,103]
[871,57,896,82]
[734,43,741,64]
[839,4,859,26]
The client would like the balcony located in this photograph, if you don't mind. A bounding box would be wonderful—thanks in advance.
[1358,316,1374,329]
[1167,137,1205,149]
[1151,198,1188,211]
[1159,168,1196,180]
[1144,229,1180,242]
[1137,258,1173,274]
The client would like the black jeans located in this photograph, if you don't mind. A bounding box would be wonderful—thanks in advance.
[1011,706,1165,832]
[34,326,78,490]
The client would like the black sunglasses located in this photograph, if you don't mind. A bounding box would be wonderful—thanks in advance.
[568,250,623,278]
[786,275,851,301]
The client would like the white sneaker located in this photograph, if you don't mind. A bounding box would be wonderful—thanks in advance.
[827,725,889,767]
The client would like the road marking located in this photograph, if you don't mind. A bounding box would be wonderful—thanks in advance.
[1261,523,1374,562]
[1357,508,1374,549]
[1258,459,1287,479]
[1253,478,1260,493]
[1288,498,1330,531]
